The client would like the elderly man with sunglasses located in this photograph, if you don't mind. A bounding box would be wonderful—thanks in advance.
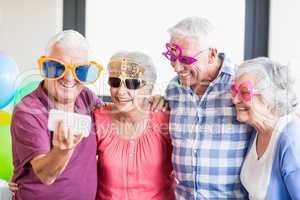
[9,30,166,200]
[163,17,253,199]
[9,30,103,200]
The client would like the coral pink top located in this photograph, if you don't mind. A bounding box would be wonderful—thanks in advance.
[94,105,175,200]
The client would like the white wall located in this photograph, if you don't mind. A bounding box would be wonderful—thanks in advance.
[0,0,63,73]
[269,0,300,89]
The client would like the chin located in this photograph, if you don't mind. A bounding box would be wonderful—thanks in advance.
[236,112,250,124]
[114,101,133,112]
[179,78,193,87]
[56,94,77,104]
[55,87,82,104]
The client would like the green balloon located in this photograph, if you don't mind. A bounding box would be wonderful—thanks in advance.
[14,80,40,107]
[0,125,13,181]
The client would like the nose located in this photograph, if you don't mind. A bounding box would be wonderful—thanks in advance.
[173,60,184,73]
[117,80,127,92]
[231,93,242,105]
[62,69,75,81]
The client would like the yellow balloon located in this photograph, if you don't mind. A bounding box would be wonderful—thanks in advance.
[0,110,11,126]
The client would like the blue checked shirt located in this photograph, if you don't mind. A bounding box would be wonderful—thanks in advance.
[165,54,253,200]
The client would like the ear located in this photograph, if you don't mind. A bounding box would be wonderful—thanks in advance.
[208,48,217,64]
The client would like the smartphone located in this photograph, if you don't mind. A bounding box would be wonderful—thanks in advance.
[48,109,91,137]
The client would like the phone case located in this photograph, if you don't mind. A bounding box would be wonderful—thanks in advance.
[48,109,91,137]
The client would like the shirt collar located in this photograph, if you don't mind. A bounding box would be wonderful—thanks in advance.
[175,53,235,94]
[217,53,236,77]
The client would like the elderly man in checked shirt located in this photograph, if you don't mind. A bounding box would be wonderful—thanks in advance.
[162,17,253,199]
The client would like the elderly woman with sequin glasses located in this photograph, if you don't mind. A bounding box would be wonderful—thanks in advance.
[231,57,300,200]
[93,51,175,200]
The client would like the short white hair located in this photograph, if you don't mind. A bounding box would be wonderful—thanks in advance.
[45,30,90,57]
[108,51,157,83]
[236,57,298,116]
[168,16,216,49]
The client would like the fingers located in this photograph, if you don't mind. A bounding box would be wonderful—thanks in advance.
[150,95,166,112]
[52,120,62,149]
[157,98,165,111]
[149,96,158,111]
[67,128,80,149]
[53,120,84,150]
[73,134,83,144]
[8,182,18,187]
[59,121,67,145]
[8,182,18,189]
[67,128,72,143]
[53,120,62,140]
[162,100,170,112]
[53,121,74,150]
[8,182,18,196]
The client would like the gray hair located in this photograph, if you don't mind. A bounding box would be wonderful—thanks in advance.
[45,30,90,57]
[168,16,216,49]
[108,51,157,84]
[236,57,298,116]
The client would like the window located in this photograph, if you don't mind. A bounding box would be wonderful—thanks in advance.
[86,0,245,95]
[269,0,300,91]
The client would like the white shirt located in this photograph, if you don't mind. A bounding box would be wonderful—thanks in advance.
[240,115,293,200]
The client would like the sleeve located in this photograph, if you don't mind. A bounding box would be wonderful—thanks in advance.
[11,110,51,169]
[164,77,180,109]
[82,88,102,114]
[280,128,300,199]
[89,89,101,107]
[165,78,176,102]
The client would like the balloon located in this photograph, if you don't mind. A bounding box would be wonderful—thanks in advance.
[0,111,12,126]
[0,125,13,181]
[0,52,19,109]
[13,80,40,107]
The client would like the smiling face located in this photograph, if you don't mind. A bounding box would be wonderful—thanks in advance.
[110,80,152,113]
[108,60,152,113]
[231,74,270,126]
[169,36,210,87]
[43,44,87,105]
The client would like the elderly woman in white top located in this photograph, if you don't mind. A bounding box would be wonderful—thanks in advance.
[231,57,300,200]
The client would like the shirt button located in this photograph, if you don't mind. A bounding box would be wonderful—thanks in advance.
[130,140,134,145]
[193,150,197,155]
[129,154,133,157]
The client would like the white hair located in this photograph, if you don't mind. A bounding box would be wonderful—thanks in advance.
[45,30,90,57]
[168,16,216,49]
[108,51,157,83]
[236,57,298,116]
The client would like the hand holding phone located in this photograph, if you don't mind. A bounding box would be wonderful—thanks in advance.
[48,109,91,137]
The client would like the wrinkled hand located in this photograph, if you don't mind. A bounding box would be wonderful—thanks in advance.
[8,181,18,197]
[52,121,83,150]
[149,95,169,112]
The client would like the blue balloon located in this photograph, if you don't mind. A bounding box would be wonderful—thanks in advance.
[0,52,19,109]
